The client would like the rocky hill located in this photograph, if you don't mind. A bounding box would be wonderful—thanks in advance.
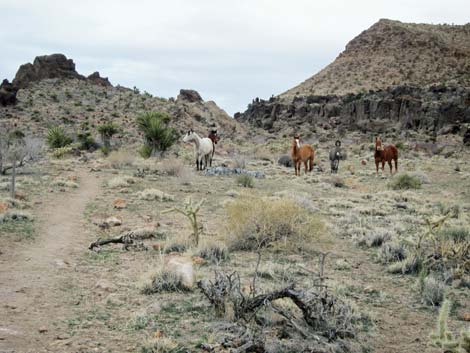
[237,20,470,141]
[0,54,245,145]
[283,19,470,97]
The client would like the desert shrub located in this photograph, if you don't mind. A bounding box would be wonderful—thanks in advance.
[46,126,73,149]
[0,210,32,224]
[236,174,254,188]
[137,112,178,157]
[436,202,460,218]
[159,159,188,177]
[357,229,392,248]
[107,176,135,188]
[197,242,230,263]
[108,150,135,169]
[141,337,186,353]
[141,270,190,294]
[50,146,74,159]
[438,227,469,242]
[52,179,78,188]
[226,196,324,252]
[389,173,422,190]
[139,144,153,159]
[418,275,446,306]
[233,155,246,169]
[379,242,407,264]
[329,176,346,188]
[137,188,174,201]
[77,131,98,151]
[387,255,422,274]
[97,122,119,149]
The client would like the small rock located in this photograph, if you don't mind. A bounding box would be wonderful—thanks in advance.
[14,192,26,201]
[461,312,470,322]
[361,160,367,165]
[192,256,205,265]
[0,202,9,213]
[164,255,195,289]
[104,216,122,227]
[113,198,126,209]
[152,243,163,252]
[95,279,117,293]
[38,327,48,333]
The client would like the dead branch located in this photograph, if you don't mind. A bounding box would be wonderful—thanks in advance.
[88,229,155,251]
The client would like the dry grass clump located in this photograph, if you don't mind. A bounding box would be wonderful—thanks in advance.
[140,269,191,294]
[232,155,247,169]
[197,241,230,264]
[0,210,32,223]
[357,229,392,248]
[418,275,446,306]
[158,159,188,177]
[379,242,407,264]
[226,196,325,252]
[107,176,135,188]
[236,174,254,188]
[52,178,79,188]
[107,150,135,169]
[141,337,185,353]
[389,173,422,190]
[137,188,174,201]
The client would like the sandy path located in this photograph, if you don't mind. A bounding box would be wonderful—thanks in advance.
[0,169,100,353]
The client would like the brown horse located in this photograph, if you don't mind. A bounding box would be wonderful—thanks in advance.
[291,135,315,176]
[208,129,220,166]
[374,136,398,176]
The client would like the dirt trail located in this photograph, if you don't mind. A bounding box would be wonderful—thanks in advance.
[0,168,100,353]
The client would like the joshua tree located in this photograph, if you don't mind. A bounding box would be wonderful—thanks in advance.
[97,122,119,151]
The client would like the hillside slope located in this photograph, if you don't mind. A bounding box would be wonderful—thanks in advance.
[0,54,246,144]
[283,19,470,98]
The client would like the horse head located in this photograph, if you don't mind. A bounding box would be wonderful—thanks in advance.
[209,129,220,144]
[293,134,301,149]
[335,140,341,147]
[183,129,195,143]
[375,136,384,151]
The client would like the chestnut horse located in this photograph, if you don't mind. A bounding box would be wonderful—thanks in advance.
[374,136,398,176]
[208,129,219,166]
[291,135,315,176]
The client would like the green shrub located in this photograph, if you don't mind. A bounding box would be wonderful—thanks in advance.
[139,144,153,159]
[137,112,178,156]
[197,242,230,263]
[418,274,446,306]
[438,227,469,242]
[141,270,191,294]
[389,173,422,190]
[236,174,254,188]
[46,126,73,149]
[77,131,98,151]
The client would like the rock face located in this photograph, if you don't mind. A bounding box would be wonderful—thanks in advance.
[0,79,18,106]
[13,54,84,88]
[177,89,203,103]
[87,72,112,87]
[237,85,470,134]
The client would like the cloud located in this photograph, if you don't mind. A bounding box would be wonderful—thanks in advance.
[1,0,468,114]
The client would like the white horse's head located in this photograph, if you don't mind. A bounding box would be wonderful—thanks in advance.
[183,129,196,143]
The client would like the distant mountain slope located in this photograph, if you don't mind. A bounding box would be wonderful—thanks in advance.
[282,19,470,98]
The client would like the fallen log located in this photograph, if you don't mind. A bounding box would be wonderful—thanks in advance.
[89,228,157,251]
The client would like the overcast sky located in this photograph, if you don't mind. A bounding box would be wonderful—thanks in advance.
[0,0,468,115]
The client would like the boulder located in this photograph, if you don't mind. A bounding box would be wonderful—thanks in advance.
[177,89,203,103]
[163,255,195,289]
[0,79,18,106]
[87,71,112,87]
[278,155,293,168]
[12,54,84,88]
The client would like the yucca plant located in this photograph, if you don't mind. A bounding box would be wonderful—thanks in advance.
[97,122,119,150]
[46,126,73,149]
[136,112,177,157]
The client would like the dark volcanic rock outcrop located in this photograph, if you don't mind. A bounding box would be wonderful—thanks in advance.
[13,54,84,88]
[0,79,18,106]
[237,85,470,134]
[87,72,112,87]
[177,89,203,103]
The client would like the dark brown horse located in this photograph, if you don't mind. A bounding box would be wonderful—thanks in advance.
[208,129,219,167]
[374,136,398,176]
[291,135,315,176]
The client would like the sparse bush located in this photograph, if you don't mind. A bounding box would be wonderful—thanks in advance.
[389,173,422,190]
[419,275,446,306]
[77,131,98,151]
[137,112,178,157]
[108,150,135,169]
[163,242,187,254]
[329,176,346,188]
[438,227,469,242]
[159,159,188,177]
[0,210,32,224]
[141,270,191,294]
[226,196,324,252]
[139,144,153,159]
[107,176,135,188]
[141,337,186,353]
[379,242,407,264]
[197,242,230,263]
[137,188,174,201]
[236,174,254,188]
[233,155,246,169]
[387,255,422,274]
[46,126,73,149]
[50,145,74,159]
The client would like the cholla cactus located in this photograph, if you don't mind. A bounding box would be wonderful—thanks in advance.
[162,197,205,246]
[430,299,470,353]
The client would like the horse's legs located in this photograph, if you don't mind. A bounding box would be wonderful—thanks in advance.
[309,157,314,172]
[394,158,398,173]
[196,156,199,171]
[304,161,308,174]
[388,160,393,174]
[375,161,379,176]
[381,161,385,174]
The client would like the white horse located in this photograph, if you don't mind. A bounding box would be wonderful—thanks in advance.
[182,130,214,171]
